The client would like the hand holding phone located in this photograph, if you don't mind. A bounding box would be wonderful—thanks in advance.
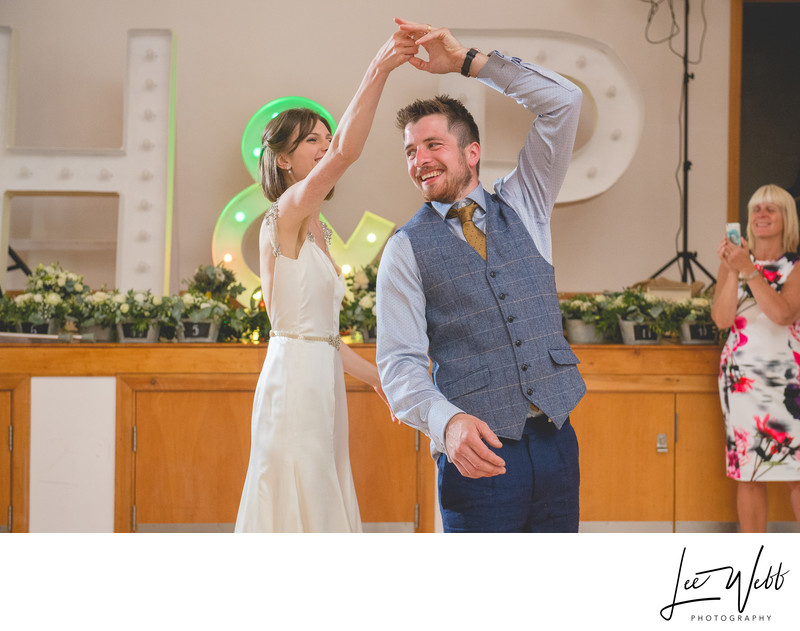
[726,222,741,246]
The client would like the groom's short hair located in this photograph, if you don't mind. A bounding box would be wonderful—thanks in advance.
[396,95,481,164]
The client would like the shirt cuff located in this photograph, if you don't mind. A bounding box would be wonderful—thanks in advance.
[427,400,465,459]
[476,50,520,94]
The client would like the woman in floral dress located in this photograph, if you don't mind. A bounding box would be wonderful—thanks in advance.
[713,184,800,532]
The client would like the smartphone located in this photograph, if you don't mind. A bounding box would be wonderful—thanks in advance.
[726,222,741,245]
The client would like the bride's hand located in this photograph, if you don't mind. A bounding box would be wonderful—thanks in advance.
[374,383,401,424]
[373,25,419,74]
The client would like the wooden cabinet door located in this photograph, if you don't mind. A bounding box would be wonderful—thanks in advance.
[117,371,431,532]
[347,387,419,529]
[675,393,737,523]
[570,391,676,523]
[116,374,255,531]
[0,376,29,533]
[676,392,797,524]
[1,389,9,533]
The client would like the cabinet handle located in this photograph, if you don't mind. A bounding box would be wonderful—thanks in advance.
[656,433,669,453]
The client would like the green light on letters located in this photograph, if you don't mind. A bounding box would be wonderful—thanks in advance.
[214,97,395,300]
[240,96,337,183]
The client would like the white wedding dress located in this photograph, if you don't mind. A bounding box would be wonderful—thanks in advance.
[234,202,362,532]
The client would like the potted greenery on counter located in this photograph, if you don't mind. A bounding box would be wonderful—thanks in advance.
[663,295,717,344]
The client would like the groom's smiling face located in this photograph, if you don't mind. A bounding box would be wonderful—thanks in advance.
[403,114,479,204]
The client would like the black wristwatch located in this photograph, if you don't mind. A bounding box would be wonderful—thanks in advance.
[460,48,480,77]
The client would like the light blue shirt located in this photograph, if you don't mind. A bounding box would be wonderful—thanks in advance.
[376,51,582,457]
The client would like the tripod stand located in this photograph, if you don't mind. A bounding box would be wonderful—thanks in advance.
[650,0,716,285]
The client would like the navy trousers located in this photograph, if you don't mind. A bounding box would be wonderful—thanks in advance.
[437,416,580,533]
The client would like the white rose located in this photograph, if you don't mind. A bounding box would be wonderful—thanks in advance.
[200,302,210,309]
[153,296,163,306]
[45,293,62,305]
[344,289,355,303]
[33,294,44,303]
[120,304,130,314]
[359,295,374,310]
[353,271,369,290]
[134,292,146,303]
[74,283,84,292]
[594,294,607,303]
[182,294,195,306]
[57,275,66,287]
[113,293,126,303]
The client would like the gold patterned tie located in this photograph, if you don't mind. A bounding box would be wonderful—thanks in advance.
[446,201,486,260]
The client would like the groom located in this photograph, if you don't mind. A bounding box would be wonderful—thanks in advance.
[376,21,586,532]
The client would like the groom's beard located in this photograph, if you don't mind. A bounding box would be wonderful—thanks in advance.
[417,153,474,205]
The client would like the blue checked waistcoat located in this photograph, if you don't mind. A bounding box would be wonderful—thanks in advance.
[400,191,586,438]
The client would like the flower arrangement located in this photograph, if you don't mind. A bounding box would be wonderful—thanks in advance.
[172,292,229,324]
[0,261,268,343]
[112,289,165,336]
[185,263,245,304]
[76,289,121,330]
[27,263,87,299]
[243,290,272,343]
[559,293,605,323]
[340,262,378,338]
[4,263,90,330]
[661,295,714,336]
[0,295,12,332]
[606,288,669,333]
[8,291,66,327]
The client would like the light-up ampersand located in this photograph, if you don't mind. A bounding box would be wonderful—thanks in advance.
[212,96,395,301]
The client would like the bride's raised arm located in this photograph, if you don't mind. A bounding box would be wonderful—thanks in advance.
[276,26,417,230]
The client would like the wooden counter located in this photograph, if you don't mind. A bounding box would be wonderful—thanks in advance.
[1,343,795,532]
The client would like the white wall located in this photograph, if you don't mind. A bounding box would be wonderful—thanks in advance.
[1,0,731,293]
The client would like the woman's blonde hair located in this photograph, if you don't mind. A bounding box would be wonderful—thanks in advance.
[746,184,799,253]
[258,108,334,202]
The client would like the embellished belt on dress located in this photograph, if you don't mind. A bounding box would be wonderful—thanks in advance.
[269,330,341,351]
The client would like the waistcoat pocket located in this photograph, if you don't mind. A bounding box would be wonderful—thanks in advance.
[548,348,581,365]
[438,366,490,398]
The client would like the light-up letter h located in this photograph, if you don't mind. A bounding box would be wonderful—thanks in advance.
[0,27,176,293]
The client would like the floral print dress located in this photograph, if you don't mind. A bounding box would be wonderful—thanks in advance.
[718,252,800,481]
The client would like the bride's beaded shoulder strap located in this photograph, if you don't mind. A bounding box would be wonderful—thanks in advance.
[263,200,281,257]
[263,199,332,254]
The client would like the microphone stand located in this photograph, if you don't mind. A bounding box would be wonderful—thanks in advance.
[650,0,716,285]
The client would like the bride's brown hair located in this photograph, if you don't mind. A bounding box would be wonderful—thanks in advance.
[259,108,335,202]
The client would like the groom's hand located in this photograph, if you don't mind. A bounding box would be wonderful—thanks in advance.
[444,413,506,479]
[394,18,487,76]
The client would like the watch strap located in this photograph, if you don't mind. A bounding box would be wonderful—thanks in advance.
[460,48,480,77]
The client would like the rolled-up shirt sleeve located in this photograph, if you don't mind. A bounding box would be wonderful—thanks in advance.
[376,231,462,457]
[481,51,582,265]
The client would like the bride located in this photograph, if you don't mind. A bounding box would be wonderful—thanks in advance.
[234,24,413,532]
